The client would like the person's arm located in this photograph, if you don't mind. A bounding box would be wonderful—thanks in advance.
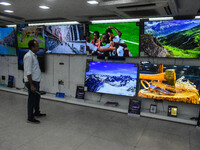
[110,41,127,48]
[118,42,127,48]
[97,46,116,52]
[108,26,122,37]
[27,75,36,93]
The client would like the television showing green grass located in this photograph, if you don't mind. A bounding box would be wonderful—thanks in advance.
[143,19,200,58]
[89,22,139,57]
[17,26,45,49]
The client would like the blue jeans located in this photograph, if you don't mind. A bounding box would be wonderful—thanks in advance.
[25,81,40,120]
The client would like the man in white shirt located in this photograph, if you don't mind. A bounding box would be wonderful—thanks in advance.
[24,39,46,124]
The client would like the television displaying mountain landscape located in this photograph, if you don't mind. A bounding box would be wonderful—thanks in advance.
[0,27,16,55]
[85,61,138,97]
[45,24,86,54]
[87,22,139,57]
[138,61,200,104]
[140,19,200,58]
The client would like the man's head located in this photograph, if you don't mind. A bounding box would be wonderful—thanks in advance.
[28,39,40,53]
[106,28,114,39]
[102,33,110,43]
[93,31,99,39]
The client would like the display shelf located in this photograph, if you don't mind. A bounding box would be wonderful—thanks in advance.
[0,86,128,114]
[0,85,197,125]
[141,108,197,125]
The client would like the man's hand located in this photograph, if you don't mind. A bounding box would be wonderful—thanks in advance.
[30,84,36,93]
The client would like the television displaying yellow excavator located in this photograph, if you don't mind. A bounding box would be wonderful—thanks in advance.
[138,62,200,104]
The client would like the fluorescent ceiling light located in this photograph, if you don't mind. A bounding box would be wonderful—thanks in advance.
[0,2,11,5]
[4,10,14,13]
[91,19,140,24]
[7,25,16,28]
[149,17,173,21]
[87,1,98,5]
[29,21,79,26]
[39,5,50,9]
[195,16,200,19]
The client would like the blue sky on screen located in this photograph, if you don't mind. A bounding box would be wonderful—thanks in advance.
[0,28,14,40]
[145,19,200,37]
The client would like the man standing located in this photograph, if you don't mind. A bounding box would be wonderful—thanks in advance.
[24,39,46,124]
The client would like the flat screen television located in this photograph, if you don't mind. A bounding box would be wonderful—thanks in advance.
[0,27,16,55]
[85,61,138,97]
[17,49,45,72]
[140,19,200,58]
[138,61,200,104]
[87,22,139,57]
[45,24,86,54]
[17,25,45,49]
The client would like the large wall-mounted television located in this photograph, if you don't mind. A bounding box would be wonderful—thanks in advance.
[85,61,138,97]
[140,19,200,58]
[17,25,45,49]
[17,49,45,72]
[45,24,86,54]
[0,27,16,56]
[87,22,139,57]
[138,61,200,104]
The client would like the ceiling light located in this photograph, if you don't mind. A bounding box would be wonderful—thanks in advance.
[195,16,200,19]
[149,17,173,21]
[29,21,79,26]
[91,19,140,24]
[4,10,14,13]
[0,2,11,5]
[87,1,99,5]
[39,5,50,9]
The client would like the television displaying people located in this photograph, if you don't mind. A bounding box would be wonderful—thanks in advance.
[87,22,139,57]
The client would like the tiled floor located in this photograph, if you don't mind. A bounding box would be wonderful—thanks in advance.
[0,90,200,150]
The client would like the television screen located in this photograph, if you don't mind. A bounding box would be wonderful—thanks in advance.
[138,61,200,104]
[141,19,200,58]
[17,49,45,72]
[0,27,16,55]
[17,25,45,49]
[45,24,86,54]
[85,61,138,96]
[87,22,139,57]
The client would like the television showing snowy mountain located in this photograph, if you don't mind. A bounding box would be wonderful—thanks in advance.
[85,62,138,96]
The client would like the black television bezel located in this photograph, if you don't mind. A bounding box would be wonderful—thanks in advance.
[17,48,46,72]
[140,18,200,59]
[44,24,87,55]
[84,59,140,98]
[0,27,17,56]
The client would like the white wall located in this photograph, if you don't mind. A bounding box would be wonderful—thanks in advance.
[0,54,199,117]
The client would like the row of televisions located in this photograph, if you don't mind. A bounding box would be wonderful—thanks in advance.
[1,19,200,58]
[85,61,200,105]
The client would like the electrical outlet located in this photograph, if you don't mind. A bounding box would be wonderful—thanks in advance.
[58,80,64,85]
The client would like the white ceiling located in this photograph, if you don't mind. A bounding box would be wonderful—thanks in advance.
[0,0,200,25]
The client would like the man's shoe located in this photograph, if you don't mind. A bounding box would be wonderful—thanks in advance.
[27,118,40,124]
[35,113,46,117]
